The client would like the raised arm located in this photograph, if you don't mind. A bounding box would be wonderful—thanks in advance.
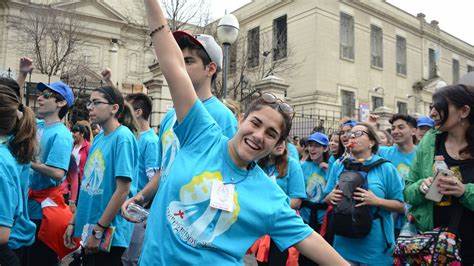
[144,0,196,122]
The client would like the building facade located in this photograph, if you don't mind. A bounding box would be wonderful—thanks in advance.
[0,0,155,99]
[226,0,474,134]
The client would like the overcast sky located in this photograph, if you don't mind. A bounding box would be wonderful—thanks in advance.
[208,0,474,45]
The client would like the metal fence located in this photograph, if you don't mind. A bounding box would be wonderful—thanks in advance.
[290,109,341,138]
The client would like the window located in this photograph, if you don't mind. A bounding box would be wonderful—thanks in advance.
[247,27,260,68]
[468,65,474,73]
[397,102,408,115]
[370,25,383,68]
[452,59,460,83]
[341,90,355,118]
[429,48,437,78]
[340,12,354,60]
[371,96,383,111]
[396,36,407,75]
[273,15,287,61]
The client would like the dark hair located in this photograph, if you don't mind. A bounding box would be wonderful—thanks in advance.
[46,90,69,119]
[125,93,153,120]
[72,121,92,142]
[330,131,345,159]
[243,97,293,143]
[177,36,217,84]
[356,122,380,154]
[93,86,140,135]
[299,137,307,147]
[389,114,417,128]
[0,81,37,164]
[432,84,474,157]
[0,77,21,98]
[258,142,289,178]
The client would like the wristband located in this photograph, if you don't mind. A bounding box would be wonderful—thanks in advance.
[149,24,167,37]
[96,221,108,229]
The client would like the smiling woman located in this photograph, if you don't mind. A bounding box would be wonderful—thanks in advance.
[138,0,348,265]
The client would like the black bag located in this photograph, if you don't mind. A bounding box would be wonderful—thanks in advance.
[332,158,388,238]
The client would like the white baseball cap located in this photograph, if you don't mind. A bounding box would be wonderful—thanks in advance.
[173,31,223,72]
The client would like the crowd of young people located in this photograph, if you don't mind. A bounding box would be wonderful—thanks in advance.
[1,1,473,266]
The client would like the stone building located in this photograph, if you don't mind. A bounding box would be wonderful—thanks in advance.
[224,0,474,134]
[0,0,155,110]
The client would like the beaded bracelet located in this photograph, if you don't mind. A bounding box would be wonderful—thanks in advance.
[149,24,167,37]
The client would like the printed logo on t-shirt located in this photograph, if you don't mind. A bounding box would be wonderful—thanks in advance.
[81,150,105,196]
[161,116,180,179]
[397,163,410,180]
[166,171,240,248]
[306,173,325,203]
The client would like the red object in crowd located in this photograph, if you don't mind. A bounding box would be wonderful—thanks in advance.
[60,140,90,202]
[29,186,80,259]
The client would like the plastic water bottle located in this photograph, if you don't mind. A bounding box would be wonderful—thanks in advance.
[433,155,449,175]
[126,203,150,223]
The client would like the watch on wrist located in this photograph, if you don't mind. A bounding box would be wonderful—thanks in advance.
[92,228,104,240]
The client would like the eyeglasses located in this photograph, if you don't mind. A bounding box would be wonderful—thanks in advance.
[345,130,369,139]
[40,91,55,99]
[86,100,111,109]
[261,93,294,116]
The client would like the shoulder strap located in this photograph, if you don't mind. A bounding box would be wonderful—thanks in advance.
[359,158,389,172]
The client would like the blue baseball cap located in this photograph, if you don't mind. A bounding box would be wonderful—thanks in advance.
[417,116,434,128]
[307,132,329,147]
[342,119,357,127]
[37,81,74,107]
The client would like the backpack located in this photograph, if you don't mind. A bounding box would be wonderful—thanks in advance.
[332,158,388,239]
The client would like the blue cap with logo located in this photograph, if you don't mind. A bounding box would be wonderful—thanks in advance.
[342,119,357,127]
[37,81,74,107]
[307,132,329,147]
[417,116,434,128]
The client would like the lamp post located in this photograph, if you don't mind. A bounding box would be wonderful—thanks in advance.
[217,14,239,99]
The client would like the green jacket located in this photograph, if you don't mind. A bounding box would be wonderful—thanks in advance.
[404,129,474,232]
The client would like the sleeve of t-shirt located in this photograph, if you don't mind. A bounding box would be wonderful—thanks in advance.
[144,137,160,174]
[269,196,314,251]
[377,146,390,160]
[44,133,73,171]
[287,159,307,199]
[0,176,17,228]
[174,100,221,149]
[221,115,238,139]
[324,160,342,195]
[114,135,137,182]
[383,164,404,202]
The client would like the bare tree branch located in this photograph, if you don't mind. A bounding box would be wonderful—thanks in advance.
[13,5,84,80]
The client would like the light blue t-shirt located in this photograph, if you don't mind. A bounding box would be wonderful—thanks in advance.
[324,155,404,265]
[378,145,416,181]
[137,129,160,191]
[287,143,299,160]
[28,120,73,220]
[300,161,327,224]
[262,157,306,199]
[157,96,237,180]
[74,126,139,248]
[378,145,416,229]
[139,101,313,265]
[328,155,336,171]
[0,140,36,249]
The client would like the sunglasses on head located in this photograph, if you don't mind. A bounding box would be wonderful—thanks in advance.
[261,93,294,117]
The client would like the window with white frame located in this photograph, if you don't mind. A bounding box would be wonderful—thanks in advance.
[452,59,460,83]
[340,12,354,60]
[341,90,355,117]
[247,27,260,68]
[370,25,383,68]
[397,101,408,115]
[396,36,407,75]
[371,96,383,111]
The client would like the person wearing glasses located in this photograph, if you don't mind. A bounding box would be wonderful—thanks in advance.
[324,123,404,265]
[137,1,348,265]
[63,86,140,265]
[27,81,74,265]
